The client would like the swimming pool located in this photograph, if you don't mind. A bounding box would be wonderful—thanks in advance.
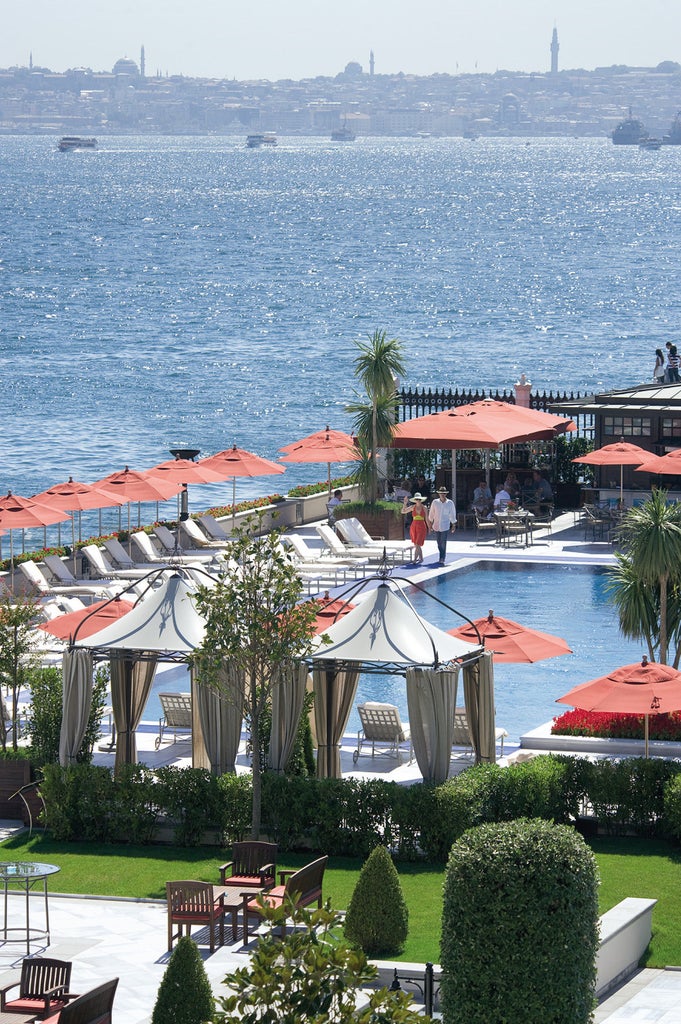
[349,561,645,744]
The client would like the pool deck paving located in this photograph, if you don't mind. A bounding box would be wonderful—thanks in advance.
[3,509,677,1022]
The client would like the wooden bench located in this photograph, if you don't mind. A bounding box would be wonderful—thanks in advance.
[242,855,328,946]
[155,692,192,749]
[42,978,118,1024]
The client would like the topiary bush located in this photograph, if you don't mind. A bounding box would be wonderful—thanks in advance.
[151,935,214,1024]
[441,818,599,1024]
[344,844,408,957]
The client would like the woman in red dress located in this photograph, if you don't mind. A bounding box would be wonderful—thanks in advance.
[401,492,428,563]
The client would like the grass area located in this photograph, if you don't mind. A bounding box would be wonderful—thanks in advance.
[2,833,680,965]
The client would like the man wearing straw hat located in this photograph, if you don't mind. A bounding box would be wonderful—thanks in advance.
[428,486,456,567]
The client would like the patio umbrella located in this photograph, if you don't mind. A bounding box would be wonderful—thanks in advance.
[449,609,572,663]
[89,467,183,537]
[572,440,650,504]
[201,444,285,524]
[146,457,227,523]
[0,492,72,585]
[311,593,356,634]
[556,656,681,757]
[32,477,126,569]
[279,427,358,493]
[38,596,135,642]
[393,400,576,450]
[635,448,681,477]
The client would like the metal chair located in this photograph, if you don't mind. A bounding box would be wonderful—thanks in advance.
[353,702,412,765]
[155,692,192,749]
[474,511,498,544]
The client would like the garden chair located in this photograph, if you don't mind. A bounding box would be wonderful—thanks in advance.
[41,978,118,1024]
[452,707,507,759]
[155,692,192,749]
[242,856,328,946]
[0,956,75,1019]
[353,702,412,765]
[219,841,277,889]
[167,880,226,953]
[474,510,498,544]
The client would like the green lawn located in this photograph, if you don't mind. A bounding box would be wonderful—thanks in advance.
[2,833,679,965]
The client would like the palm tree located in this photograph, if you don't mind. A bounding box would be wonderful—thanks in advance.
[346,392,401,501]
[615,490,681,664]
[350,330,405,500]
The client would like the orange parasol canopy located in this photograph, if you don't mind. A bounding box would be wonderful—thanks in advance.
[310,593,356,635]
[572,441,650,503]
[279,427,358,492]
[39,597,135,641]
[449,609,572,664]
[393,399,575,450]
[90,467,183,503]
[0,491,71,529]
[146,458,227,485]
[635,448,681,476]
[201,444,285,520]
[32,477,125,512]
[556,656,681,756]
[279,427,356,455]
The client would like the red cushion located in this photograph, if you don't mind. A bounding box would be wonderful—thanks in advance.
[42,1014,61,1024]
[6,997,67,1013]
[222,875,264,887]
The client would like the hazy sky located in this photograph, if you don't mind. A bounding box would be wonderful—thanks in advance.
[5,0,679,80]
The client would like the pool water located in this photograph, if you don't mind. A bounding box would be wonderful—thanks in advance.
[350,561,645,745]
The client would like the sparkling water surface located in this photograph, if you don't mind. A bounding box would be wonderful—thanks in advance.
[3,134,681,536]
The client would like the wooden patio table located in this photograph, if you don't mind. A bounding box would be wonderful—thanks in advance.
[214,885,269,943]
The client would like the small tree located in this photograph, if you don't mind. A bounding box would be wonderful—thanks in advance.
[215,899,424,1024]
[193,517,319,838]
[344,845,408,956]
[0,596,41,751]
[441,818,599,1024]
[26,664,109,767]
[151,935,214,1024]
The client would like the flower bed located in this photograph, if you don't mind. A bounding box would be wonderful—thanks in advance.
[552,708,681,743]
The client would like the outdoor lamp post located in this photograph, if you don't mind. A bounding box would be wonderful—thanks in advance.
[169,447,200,521]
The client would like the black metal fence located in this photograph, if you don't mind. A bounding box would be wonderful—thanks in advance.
[398,386,585,419]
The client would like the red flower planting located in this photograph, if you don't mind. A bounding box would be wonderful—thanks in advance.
[552,708,681,742]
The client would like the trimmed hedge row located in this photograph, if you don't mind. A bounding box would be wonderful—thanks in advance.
[39,754,681,856]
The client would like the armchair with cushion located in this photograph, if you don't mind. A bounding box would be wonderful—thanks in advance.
[166,880,226,953]
[0,957,75,1020]
[219,841,277,889]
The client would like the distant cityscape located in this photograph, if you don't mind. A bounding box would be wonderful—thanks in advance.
[2,31,681,139]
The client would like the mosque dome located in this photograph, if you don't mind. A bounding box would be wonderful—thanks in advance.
[112,57,139,77]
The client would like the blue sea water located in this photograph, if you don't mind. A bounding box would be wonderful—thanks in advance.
[2,134,681,540]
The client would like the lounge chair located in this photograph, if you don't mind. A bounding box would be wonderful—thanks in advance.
[152,524,217,562]
[103,536,151,570]
[452,706,507,759]
[198,514,231,542]
[278,542,350,587]
[315,523,389,564]
[0,956,75,1019]
[43,555,119,593]
[180,518,226,549]
[81,544,155,580]
[352,702,412,765]
[19,560,120,599]
[335,517,415,562]
[155,692,192,749]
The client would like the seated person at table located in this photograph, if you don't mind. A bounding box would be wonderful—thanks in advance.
[472,478,493,515]
[491,484,511,514]
[532,470,553,503]
[410,474,431,502]
[503,471,520,499]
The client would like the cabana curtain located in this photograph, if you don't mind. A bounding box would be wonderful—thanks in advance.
[58,648,93,766]
[406,666,459,783]
[269,661,309,773]
[313,662,360,778]
[192,660,244,775]
[462,651,496,763]
[110,651,158,772]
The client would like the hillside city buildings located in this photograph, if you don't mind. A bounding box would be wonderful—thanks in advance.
[2,35,681,139]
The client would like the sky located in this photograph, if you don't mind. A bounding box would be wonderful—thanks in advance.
[4,0,679,81]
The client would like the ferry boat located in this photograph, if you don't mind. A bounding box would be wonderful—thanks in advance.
[663,112,681,145]
[611,109,648,145]
[639,137,663,150]
[331,119,356,142]
[58,136,97,151]
[246,132,277,148]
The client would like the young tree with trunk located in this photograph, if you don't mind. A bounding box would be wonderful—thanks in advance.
[0,596,41,752]
[349,329,405,501]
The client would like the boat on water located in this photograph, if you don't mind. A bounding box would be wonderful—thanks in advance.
[639,137,663,150]
[663,112,681,145]
[246,132,277,148]
[331,119,356,142]
[611,109,648,145]
[58,136,97,151]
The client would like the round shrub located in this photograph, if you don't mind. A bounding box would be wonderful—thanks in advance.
[151,935,214,1024]
[344,844,408,956]
[441,818,599,1024]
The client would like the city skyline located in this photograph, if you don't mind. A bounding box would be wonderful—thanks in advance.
[4,0,679,82]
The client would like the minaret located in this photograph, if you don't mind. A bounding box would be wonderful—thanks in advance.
[550,27,559,75]
[369,50,375,76]
[140,44,146,79]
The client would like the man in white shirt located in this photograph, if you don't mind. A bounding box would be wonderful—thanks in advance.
[428,486,456,566]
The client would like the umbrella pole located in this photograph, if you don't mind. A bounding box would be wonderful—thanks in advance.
[644,714,649,759]
[72,516,77,577]
[232,477,236,530]
[620,464,624,507]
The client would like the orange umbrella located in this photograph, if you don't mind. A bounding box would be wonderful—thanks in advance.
[32,477,126,553]
[556,656,681,756]
[39,596,135,642]
[393,400,575,450]
[572,440,650,503]
[201,444,285,523]
[449,609,572,664]
[279,427,358,493]
[146,457,229,524]
[636,448,681,476]
[90,467,183,536]
[0,491,72,582]
[310,593,356,634]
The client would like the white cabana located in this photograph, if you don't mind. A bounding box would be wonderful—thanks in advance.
[309,582,488,781]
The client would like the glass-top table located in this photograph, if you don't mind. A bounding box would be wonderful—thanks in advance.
[0,861,60,954]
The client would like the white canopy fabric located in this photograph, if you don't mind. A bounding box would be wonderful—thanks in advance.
[74,572,206,661]
[310,583,482,671]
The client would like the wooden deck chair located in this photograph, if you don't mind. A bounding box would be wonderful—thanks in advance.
[219,841,277,889]
[155,692,192,749]
[167,881,226,953]
[353,702,412,765]
[0,956,75,1019]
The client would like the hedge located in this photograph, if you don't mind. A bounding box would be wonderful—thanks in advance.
[37,755,681,852]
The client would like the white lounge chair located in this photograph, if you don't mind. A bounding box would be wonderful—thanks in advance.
[197,514,231,542]
[152,524,217,562]
[19,559,120,598]
[353,702,412,765]
[131,530,215,568]
[104,536,151,570]
[278,541,351,587]
[43,554,122,591]
[180,518,226,549]
[315,523,391,565]
[81,544,156,580]
[336,517,415,562]
[452,706,507,759]
[284,533,368,576]
[156,692,192,749]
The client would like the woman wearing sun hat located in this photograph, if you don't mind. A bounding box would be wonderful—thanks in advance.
[402,492,428,564]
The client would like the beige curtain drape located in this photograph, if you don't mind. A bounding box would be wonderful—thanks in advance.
[191,660,244,774]
[269,661,309,773]
[110,651,158,772]
[462,652,496,763]
[406,667,459,783]
[312,662,360,778]
[59,648,94,766]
